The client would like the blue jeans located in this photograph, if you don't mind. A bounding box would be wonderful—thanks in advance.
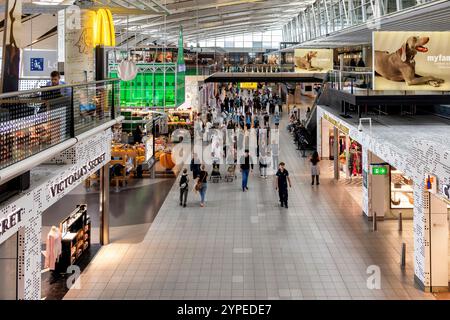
[200,183,208,203]
[242,169,250,190]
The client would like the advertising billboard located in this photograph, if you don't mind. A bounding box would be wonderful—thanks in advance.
[373,31,450,91]
[294,48,333,73]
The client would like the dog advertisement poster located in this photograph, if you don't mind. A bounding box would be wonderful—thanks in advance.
[373,31,450,91]
[294,49,333,73]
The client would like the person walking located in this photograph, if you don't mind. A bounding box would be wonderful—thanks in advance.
[275,162,292,208]
[195,164,208,207]
[179,168,189,207]
[190,153,201,179]
[310,151,320,185]
[263,112,270,127]
[273,112,280,129]
[245,112,252,130]
[240,150,253,192]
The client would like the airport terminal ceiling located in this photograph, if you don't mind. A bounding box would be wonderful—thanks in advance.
[0,0,314,49]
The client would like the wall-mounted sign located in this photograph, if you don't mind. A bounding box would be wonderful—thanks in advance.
[0,208,24,236]
[372,166,388,175]
[22,50,58,77]
[240,82,258,90]
[30,58,44,71]
[443,184,450,200]
[323,113,350,135]
[49,153,106,198]
[425,174,437,194]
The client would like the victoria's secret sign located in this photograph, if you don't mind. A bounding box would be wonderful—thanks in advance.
[49,153,106,198]
[0,208,24,236]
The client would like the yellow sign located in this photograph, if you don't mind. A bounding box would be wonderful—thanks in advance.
[323,113,349,134]
[240,82,258,90]
[93,9,115,47]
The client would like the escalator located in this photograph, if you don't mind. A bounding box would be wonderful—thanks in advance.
[304,83,329,146]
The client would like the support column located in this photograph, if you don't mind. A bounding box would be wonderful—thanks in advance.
[333,126,339,180]
[64,7,96,83]
[414,184,449,292]
[99,163,110,245]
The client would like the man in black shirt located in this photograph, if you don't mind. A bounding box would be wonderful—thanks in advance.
[240,150,254,192]
[275,162,292,208]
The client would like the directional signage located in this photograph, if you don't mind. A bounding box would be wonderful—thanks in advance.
[372,166,388,175]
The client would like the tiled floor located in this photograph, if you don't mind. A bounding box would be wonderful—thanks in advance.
[64,112,435,300]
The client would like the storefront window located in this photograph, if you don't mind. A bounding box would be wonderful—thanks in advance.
[348,139,362,177]
[390,168,414,209]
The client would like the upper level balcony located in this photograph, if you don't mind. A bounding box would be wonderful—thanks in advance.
[0,79,121,178]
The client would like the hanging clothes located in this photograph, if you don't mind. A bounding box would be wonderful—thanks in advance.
[45,227,62,270]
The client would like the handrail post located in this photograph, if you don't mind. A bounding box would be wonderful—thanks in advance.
[372,211,377,232]
[401,243,406,269]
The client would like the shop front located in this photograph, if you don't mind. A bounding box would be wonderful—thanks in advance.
[320,113,362,181]
[0,130,111,299]
[317,105,450,292]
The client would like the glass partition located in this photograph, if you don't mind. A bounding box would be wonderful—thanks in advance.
[0,79,120,170]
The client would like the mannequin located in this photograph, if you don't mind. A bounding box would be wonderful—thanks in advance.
[45,226,62,270]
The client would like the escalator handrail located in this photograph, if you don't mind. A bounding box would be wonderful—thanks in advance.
[305,84,326,128]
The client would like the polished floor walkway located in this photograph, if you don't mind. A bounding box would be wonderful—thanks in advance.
[64,113,435,300]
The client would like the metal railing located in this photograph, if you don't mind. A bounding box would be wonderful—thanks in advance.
[186,65,218,76]
[19,78,51,91]
[328,70,373,93]
[0,79,120,170]
[221,64,291,73]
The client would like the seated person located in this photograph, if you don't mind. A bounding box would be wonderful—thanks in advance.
[42,71,71,98]
[78,91,96,118]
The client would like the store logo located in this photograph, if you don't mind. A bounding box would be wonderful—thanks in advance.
[49,153,106,198]
[93,8,115,47]
[427,55,450,63]
[0,208,24,236]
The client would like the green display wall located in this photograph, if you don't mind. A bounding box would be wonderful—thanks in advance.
[109,63,185,108]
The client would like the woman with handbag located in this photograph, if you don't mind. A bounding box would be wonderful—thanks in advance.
[195,165,208,207]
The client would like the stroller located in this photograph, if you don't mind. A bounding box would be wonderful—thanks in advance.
[210,160,222,183]
[225,164,237,182]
